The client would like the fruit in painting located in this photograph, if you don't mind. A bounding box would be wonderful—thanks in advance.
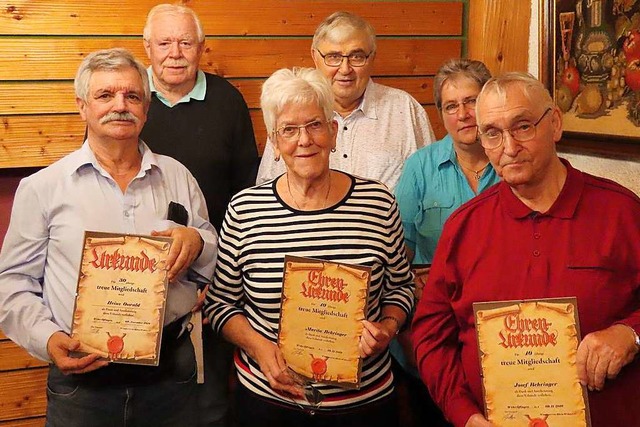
[560,65,581,96]
[623,30,640,63]
[556,84,575,112]
[576,84,603,114]
[626,59,640,91]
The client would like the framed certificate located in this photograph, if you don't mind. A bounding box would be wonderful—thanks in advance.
[278,255,370,389]
[474,298,591,426]
[70,231,172,366]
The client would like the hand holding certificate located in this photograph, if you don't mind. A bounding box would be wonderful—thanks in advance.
[278,256,370,389]
[70,231,172,366]
[474,298,591,427]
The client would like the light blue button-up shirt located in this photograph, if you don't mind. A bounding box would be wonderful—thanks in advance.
[395,134,500,264]
[0,141,217,361]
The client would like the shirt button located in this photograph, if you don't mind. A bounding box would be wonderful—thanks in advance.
[124,211,130,217]
[534,233,541,239]
[433,202,438,207]
[343,126,348,131]
[533,250,540,257]
[343,154,348,158]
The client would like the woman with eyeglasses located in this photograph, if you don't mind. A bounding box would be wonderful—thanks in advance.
[204,67,414,427]
[390,58,501,427]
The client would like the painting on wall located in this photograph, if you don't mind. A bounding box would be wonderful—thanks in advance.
[546,0,640,141]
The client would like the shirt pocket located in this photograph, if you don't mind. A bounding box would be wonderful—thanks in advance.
[414,196,455,253]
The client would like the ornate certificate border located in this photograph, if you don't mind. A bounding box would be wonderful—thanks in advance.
[474,297,591,427]
[70,231,172,366]
[278,255,370,389]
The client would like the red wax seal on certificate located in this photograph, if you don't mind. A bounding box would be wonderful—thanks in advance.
[106,332,126,359]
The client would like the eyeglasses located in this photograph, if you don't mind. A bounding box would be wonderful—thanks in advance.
[441,97,477,115]
[315,49,373,67]
[477,108,553,150]
[274,120,330,142]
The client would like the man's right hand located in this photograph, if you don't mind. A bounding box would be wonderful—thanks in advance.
[465,413,494,427]
[46,331,109,375]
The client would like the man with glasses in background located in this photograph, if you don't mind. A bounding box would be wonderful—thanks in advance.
[257,11,435,190]
[412,72,640,427]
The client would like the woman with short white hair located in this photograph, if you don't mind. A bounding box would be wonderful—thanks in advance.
[205,67,414,427]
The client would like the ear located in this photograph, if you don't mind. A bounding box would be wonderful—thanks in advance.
[311,48,320,68]
[143,39,151,59]
[550,106,563,143]
[76,97,88,121]
[330,120,339,149]
[271,135,282,160]
[368,50,376,63]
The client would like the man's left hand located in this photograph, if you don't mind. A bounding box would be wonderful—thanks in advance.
[576,324,639,391]
[152,227,203,282]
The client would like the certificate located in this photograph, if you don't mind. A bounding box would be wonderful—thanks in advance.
[278,256,370,389]
[474,298,591,426]
[70,231,172,366]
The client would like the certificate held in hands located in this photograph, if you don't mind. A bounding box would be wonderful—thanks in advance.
[70,231,172,366]
[278,256,370,389]
[474,297,591,427]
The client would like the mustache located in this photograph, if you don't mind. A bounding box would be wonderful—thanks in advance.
[163,60,189,67]
[99,112,139,124]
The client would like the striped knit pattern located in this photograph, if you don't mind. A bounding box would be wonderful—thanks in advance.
[204,173,414,411]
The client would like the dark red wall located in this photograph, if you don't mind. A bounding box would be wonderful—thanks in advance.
[0,169,38,247]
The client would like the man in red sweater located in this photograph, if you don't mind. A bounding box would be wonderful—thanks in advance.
[412,72,640,427]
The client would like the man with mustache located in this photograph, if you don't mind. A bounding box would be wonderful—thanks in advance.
[257,11,435,191]
[412,72,640,427]
[140,5,257,426]
[0,48,217,426]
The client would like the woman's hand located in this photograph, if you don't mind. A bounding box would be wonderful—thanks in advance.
[359,319,397,358]
[250,338,304,398]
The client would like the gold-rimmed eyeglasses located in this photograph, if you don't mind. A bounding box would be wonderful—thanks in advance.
[477,108,553,150]
[274,120,330,142]
[315,49,373,67]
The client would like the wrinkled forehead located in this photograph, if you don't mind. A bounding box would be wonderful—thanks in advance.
[318,27,373,51]
[89,68,144,92]
[477,83,539,116]
[150,12,199,39]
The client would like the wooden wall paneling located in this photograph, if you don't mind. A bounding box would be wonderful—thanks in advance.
[467,0,531,75]
[0,38,461,80]
[0,340,47,371]
[0,418,45,427]
[0,368,48,422]
[0,115,86,168]
[1,77,436,114]
[1,1,462,36]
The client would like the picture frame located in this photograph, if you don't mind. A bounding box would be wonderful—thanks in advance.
[540,0,640,156]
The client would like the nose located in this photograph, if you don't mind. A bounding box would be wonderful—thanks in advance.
[113,93,127,111]
[168,41,181,57]
[297,126,312,147]
[501,130,520,156]
[456,103,471,120]
[338,56,352,74]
